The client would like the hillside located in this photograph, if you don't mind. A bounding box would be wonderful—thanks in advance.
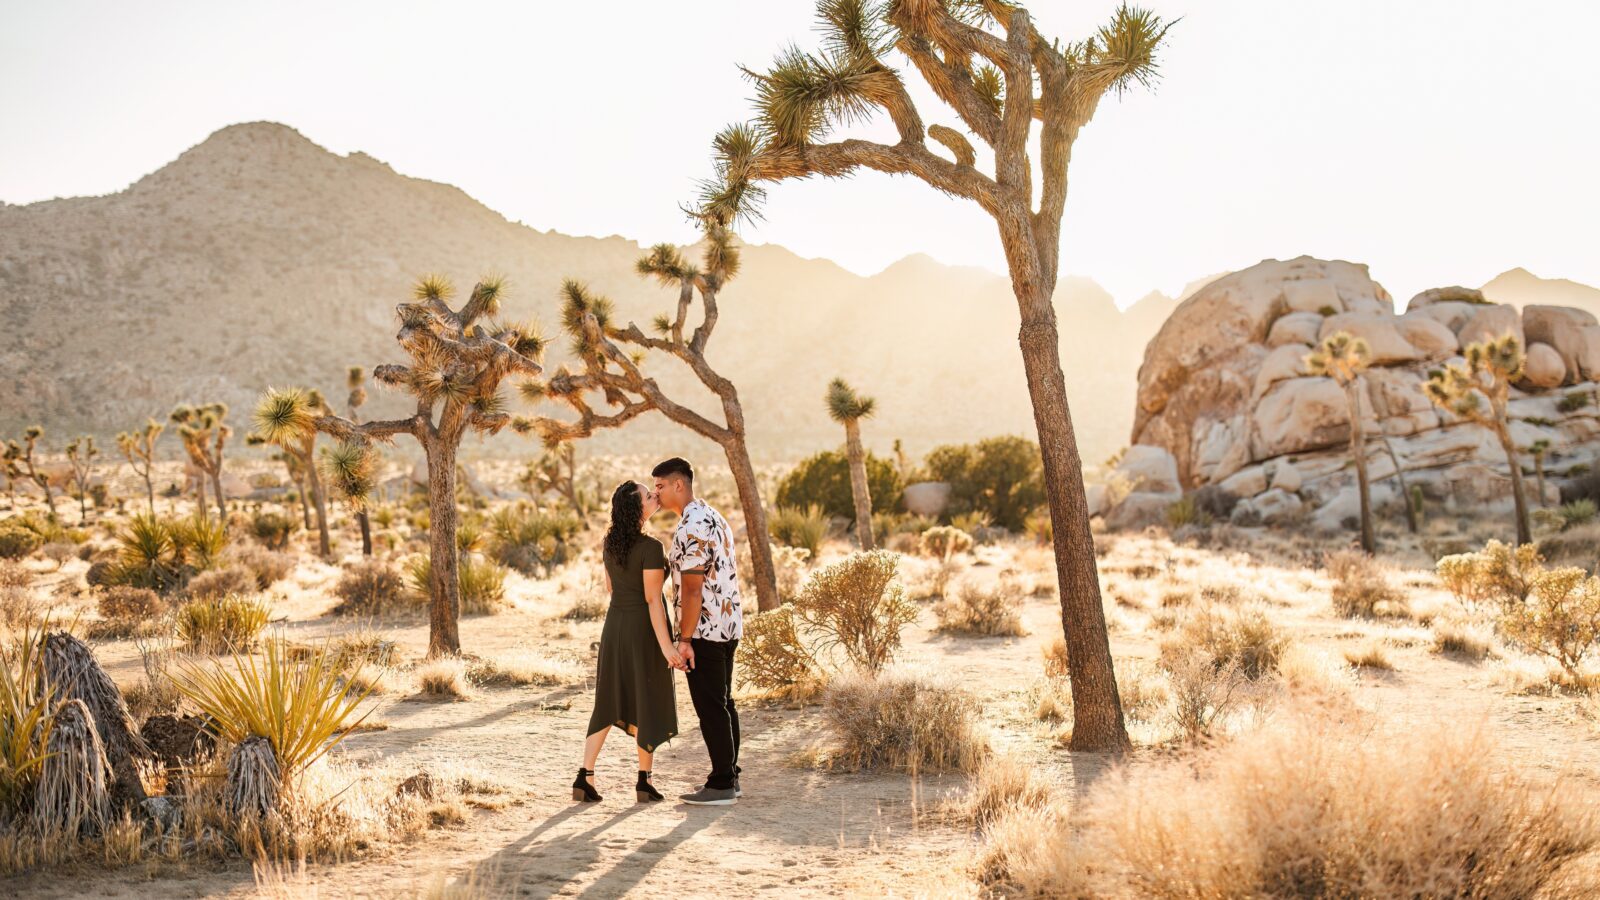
[0,122,1161,466]
[1480,267,1600,318]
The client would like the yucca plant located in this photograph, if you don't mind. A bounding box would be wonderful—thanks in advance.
[404,554,506,615]
[1559,499,1598,530]
[826,378,879,550]
[110,513,185,593]
[172,637,376,803]
[170,402,232,520]
[176,594,271,654]
[252,387,335,557]
[310,275,546,657]
[487,504,581,576]
[0,620,53,820]
[517,226,782,612]
[1425,333,1532,544]
[772,504,831,558]
[171,512,228,572]
[1529,438,1552,510]
[115,419,164,515]
[1306,331,1377,553]
[698,0,1173,753]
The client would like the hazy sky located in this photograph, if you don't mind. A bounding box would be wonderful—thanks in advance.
[3,0,1596,307]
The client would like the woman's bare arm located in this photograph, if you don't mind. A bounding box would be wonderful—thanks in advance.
[643,568,682,668]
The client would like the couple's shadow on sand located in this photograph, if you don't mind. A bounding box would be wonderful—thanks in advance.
[473,799,727,898]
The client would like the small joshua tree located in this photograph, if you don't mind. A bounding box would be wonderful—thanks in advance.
[346,366,376,556]
[253,388,335,558]
[826,378,878,550]
[1529,438,1551,509]
[521,442,591,518]
[2,441,23,510]
[312,274,546,657]
[1306,332,1376,554]
[1425,333,1532,544]
[14,425,57,516]
[63,436,99,525]
[520,224,781,611]
[116,419,164,515]
[170,403,231,521]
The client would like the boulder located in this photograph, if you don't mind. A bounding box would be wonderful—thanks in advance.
[1270,462,1303,493]
[1190,416,1251,485]
[1283,279,1344,315]
[1086,483,1107,518]
[902,482,952,517]
[1318,312,1420,365]
[1267,312,1324,347]
[1394,313,1459,360]
[1456,304,1523,347]
[1405,301,1479,334]
[1218,464,1269,498]
[1251,377,1350,459]
[1408,286,1486,308]
[1231,489,1304,526]
[1106,492,1177,531]
[1523,343,1566,389]
[1116,445,1181,495]
[1252,344,1312,401]
[1524,305,1600,382]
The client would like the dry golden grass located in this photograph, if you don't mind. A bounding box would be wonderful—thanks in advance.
[809,669,988,774]
[466,649,583,687]
[979,710,1600,897]
[1431,617,1495,660]
[1343,641,1395,671]
[942,752,1050,828]
[1324,549,1408,617]
[933,575,1028,637]
[415,657,475,700]
[1158,604,1289,681]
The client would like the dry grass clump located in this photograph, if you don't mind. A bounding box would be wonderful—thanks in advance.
[943,752,1051,828]
[466,650,583,687]
[1161,651,1247,742]
[332,558,409,616]
[0,560,32,589]
[560,594,607,622]
[122,637,182,720]
[933,573,1028,637]
[0,585,39,631]
[1324,549,1407,617]
[184,564,257,601]
[1343,641,1395,671]
[1159,604,1288,681]
[1431,617,1495,660]
[978,711,1599,898]
[230,545,294,590]
[811,669,988,774]
[415,657,475,700]
[405,556,508,616]
[175,593,271,654]
[1277,644,1354,697]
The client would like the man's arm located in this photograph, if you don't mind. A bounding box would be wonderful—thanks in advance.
[675,571,705,642]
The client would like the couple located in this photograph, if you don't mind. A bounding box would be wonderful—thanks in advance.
[571,457,743,807]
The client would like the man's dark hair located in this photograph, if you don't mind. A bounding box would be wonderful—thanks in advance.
[652,457,694,484]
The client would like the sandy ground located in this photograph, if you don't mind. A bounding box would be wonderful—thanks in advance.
[6,519,1600,898]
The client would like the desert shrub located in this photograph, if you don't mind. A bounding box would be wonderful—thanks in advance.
[1041,637,1071,680]
[1436,539,1543,611]
[185,565,256,602]
[1165,494,1213,529]
[173,637,375,788]
[1558,390,1592,413]
[39,543,74,571]
[1162,651,1246,741]
[775,450,902,522]
[1324,549,1407,617]
[0,518,44,560]
[794,550,918,673]
[123,637,182,721]
[944,752,1051,829]
[919,525,973,561]
[415,657,473,699]
[175,594,271,654]
[332,559,409,616]
[230,545,293,591]
[1023,510,1053,546]
[1159,605,1288,681]
[1344,641,1394,671]
[560,594,606,621]
[0,586,39,630]
[487,505,581,576]
[979,713,1600,898]
[95,586,166,633]
[922,436,1044,531]
[949,510,996,542]
[250,510,297,550]
[1558,499,1598,530]
[770,544,812,602]
[404,555,508,615]
[1431,618,1494,660]
[817,669,987,773]
[738,606,823,694]
[1499,566,1600,678]
[770,504,830,557]
[170,514,228,572]
[934,574,1028,637]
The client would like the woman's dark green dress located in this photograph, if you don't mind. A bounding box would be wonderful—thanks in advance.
[586,536,678,752]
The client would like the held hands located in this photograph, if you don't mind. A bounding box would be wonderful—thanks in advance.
[677,640,695,672]
[662,643,687,671]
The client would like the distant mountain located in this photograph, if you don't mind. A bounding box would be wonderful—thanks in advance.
[1480,267,1600,319]
[0,122,1168,467]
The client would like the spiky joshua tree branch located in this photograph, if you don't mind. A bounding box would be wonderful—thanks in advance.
[1425,333,1532,545]
[314,275,546,656]
[170,403,231,521]
[515,223,781,612]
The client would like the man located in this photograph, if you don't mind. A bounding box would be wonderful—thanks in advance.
[653,456,742,806]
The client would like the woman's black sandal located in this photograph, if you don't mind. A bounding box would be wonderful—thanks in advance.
[572,767,602,802]
[636,770,664,802]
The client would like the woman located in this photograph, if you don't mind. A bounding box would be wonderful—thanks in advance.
[573,481,685,803]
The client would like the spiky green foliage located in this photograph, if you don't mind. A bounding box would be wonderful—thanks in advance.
[826,377,876,423]
[1426,334,1526,423]
[175,594,271,654]
[1305,331,1371,385]
[253,387,319,446]
[172,636,375,780]
[320,441,376,509]
[558,279,616,357]
[0,621,53,819]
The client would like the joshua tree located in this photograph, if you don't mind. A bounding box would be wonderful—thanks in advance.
[253,388,335,558]
[170,403,231,521]
[346,366,376,556]
[826,378,878,550]
[1425,333,1532,545]
[1306,332,1377,554]
[1375,432,1419,534]
[697,0,1172,750]
[312,274,546,657]
[519,224,781,611]
[1529,438,1551,509]
[521,442,592,517]
[14,426,57,516]
[63,436,99,525]
[2,442,22,509]
[115,420,164,515]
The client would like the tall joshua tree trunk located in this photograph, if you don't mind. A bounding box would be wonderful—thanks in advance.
[843,419,875,551]
[719,409,778,605]
[1491,412,1533,546]
[1344,382,1376,554]
[424,437,462,654]
[295,471,312,530]
[1376,433,1418,533]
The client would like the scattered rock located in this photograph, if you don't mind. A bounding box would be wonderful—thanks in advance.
[141,796,182,830]
[1456,304,1523,347]
[397,772,436,801]
[1523,343,1566,389]
[901,482,952,518]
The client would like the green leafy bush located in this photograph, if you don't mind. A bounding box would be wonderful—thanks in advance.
[250,510,297,550]
[0,519,43,560]
[775,450,901,522]
[922,436,1044,531]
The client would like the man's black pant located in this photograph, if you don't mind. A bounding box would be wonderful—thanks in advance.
[686,637,740,789]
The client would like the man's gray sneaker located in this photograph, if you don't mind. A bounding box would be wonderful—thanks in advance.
[734,777,742,798]
[680,786,737,806]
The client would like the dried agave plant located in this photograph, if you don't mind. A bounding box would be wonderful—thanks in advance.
[226,735,281,819]
[32,698,110,835]
[39,631,151,805]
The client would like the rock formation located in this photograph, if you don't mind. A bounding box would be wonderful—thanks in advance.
[1103,257,1600,530]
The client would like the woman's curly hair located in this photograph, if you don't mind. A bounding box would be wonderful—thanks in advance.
[604,480,644,565]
